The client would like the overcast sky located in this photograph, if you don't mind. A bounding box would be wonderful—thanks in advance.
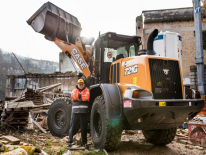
[0,0,193,62]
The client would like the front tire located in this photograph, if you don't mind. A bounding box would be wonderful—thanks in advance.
[47,98,79,137]
[90,96,123,151]
[142,128,177,146]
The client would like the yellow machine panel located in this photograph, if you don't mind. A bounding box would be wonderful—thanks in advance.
[110,55,184,99]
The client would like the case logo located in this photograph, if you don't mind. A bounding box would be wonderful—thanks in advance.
[163,69,169,75]
[71,48,87,69]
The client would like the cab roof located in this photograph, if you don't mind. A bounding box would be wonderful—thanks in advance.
[99,32,141,42]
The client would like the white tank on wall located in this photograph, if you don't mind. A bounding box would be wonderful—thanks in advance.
[153,31,182,69]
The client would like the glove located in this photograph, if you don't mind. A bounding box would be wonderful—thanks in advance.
[78,94,82,101]
[78,94,82,98]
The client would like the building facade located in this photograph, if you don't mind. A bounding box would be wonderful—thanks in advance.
[136,7,206,78]
[59,52,76,73]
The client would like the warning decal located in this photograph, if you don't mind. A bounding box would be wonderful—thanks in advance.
[107,52,112,58]
[124,100,132,108]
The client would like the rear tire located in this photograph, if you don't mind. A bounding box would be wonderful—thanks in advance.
[47,98,79,137]
[90,96,123,151]
[142,128,177,146]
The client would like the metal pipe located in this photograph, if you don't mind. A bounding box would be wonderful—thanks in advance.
[146,29,158,55]
[193,0,205,95]
[12,52,26,74]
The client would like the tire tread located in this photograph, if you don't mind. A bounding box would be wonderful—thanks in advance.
[143,127,176,146]
[47,97,79,137]
[91,96,123,151]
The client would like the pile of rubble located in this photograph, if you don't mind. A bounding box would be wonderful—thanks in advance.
[0,83,62,129]
[0,135,44,155]
[25,89,43,105]
[175,128,205,150]
[0,127,205,155]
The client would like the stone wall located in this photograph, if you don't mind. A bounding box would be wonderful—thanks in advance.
[6,72,78,98]
[59,52,75,73]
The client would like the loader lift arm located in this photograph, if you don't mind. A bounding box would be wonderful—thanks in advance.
[26,2,94,78]
[54,37,92,78]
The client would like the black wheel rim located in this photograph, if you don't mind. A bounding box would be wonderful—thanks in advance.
[54,108,66,129]
[93,109,102,137]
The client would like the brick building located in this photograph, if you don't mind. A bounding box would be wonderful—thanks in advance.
[136,7,206,79]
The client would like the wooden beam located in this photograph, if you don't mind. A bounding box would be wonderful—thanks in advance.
[7,101,34,108]
[32,103,51,108]
[30,109,48,114]
[32,119,47,133]
[10,83,62,103]
[2,135,20,145]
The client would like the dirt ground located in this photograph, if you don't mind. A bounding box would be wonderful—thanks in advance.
[0,129,205,155]
[113,133,205,155]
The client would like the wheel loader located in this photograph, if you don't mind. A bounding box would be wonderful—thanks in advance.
[27,2,204,151]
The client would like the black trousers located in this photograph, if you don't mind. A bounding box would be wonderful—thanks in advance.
[68,113,88,145]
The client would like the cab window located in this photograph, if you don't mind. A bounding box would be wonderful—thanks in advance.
[103,43,138,62]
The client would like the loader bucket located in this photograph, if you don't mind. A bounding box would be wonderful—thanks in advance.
[27,2,82,44]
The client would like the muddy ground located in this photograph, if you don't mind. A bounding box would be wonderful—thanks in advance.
[0,129,205,155]
[115,132,205,155]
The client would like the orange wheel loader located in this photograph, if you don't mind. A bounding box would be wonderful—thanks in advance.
[27,2,204,151]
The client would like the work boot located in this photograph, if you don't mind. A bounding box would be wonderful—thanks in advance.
[67,142,74,148]
[84,144,89,149]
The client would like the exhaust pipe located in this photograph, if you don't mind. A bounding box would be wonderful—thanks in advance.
[146,29,158,55]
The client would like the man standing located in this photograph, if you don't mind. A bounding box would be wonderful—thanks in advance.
[68,79,90,149]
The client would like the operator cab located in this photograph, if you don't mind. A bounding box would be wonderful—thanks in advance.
[94,32,141,83]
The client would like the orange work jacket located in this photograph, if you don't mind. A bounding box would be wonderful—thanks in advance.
[71,86,90,102]
[71,86,90,113]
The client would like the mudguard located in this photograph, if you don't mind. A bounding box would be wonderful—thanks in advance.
[89,84,124,121]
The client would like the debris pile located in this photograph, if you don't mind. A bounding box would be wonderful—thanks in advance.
[0,83,62,129]
[0,135,42,155]
[25,88,43,105]
[0,127,205,155]
[176,127,206,150]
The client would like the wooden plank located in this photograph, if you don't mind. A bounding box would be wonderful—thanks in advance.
[10,83,61,103]
[39,83,62,92]
[2,135,20,145]
[10,122,28,124]
[46,98,54,103]
[32,119,47,133]
[30,109,48,114]
[37,83,61,90]
[5,96,18,100]
[10,95,25,103]
[7,101,34,109]
[31,103,51,108]
[33,102,44,105]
